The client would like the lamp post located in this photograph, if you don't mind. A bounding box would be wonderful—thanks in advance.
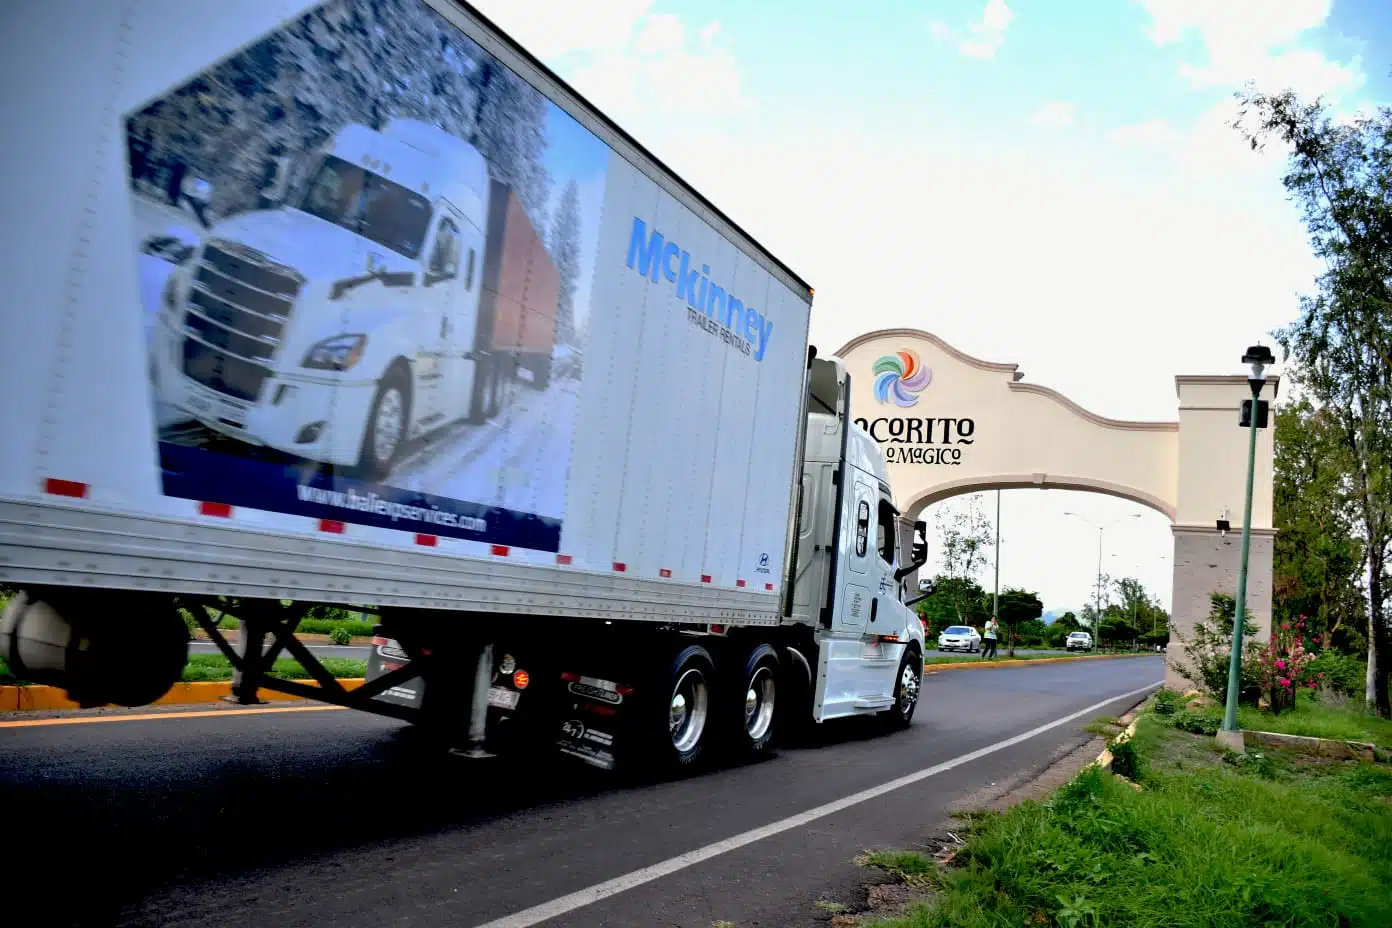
[1218,343,1276,750]
[1064,511,1141,645]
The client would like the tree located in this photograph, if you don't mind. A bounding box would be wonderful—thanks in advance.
[916,576,989,633]
[1236,83,1392,717]
[1272,395,1367,652]
[934,495,995,620]
[996,587,1043,657]
[549,179,583,345]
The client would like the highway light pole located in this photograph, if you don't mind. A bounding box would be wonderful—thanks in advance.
[1064,511,1141,646]
[1219,344,1275,750]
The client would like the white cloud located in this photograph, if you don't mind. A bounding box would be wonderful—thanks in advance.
[1137,0,1363,99]
[931,0,1015,60]
[471,1,754,124]
[1030,101,1078,128]
[470,0,652,58]
[1105,119,1181,148]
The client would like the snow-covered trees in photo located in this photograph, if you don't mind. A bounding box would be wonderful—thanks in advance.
[549,180,582,345]
[125,0,553,225]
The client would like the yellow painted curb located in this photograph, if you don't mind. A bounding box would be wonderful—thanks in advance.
[0,679,366,712]
[926,653,1156,672]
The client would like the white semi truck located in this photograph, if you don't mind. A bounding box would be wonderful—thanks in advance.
[154,116,561,480]
[0,0,932,773]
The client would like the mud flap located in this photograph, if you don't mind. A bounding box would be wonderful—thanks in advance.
[554,673,629,771]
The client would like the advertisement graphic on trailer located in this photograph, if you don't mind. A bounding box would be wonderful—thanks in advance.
[126,0,609,552]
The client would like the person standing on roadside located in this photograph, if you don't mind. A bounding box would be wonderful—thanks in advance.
[981,616,999,660]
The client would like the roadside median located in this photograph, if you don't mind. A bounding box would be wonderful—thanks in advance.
[0,678,366,712]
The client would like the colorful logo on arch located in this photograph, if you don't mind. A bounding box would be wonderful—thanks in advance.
[873,350,932,407]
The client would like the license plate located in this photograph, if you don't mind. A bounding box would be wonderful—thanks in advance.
[487,686,520,710]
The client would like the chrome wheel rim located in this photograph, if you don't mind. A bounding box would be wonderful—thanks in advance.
[670,668,709,754]
[373,387,404,463]
[744,665,776,741]
[899,663,920,718]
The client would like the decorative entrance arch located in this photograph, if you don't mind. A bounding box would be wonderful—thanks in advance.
[836,329,1280,691]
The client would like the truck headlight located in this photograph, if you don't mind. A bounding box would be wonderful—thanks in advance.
[302,334,366,371]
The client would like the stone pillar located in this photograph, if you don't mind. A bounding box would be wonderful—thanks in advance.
[1166,375,1279,692]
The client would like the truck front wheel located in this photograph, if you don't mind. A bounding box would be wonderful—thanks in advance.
[881,647,922,730]
[358,366,411,480]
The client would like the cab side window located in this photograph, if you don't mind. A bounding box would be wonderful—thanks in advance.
[429,217,460,279]
[876,498,896,566]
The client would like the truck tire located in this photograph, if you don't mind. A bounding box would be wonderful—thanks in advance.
[634,643,714,773]
[881,647,922,730]
[468,354,493,425]
[531,355,551,391]
[357,365,411,481]
[720,642,779,759]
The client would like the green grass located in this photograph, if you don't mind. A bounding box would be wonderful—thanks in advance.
[180,653,367,682]
[866,714,1392,928]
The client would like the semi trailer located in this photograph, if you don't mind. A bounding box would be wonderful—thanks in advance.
[0,0,931,773]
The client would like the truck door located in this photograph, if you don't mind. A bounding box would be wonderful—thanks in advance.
[442,209,483,423]
[419,209,465,427]
[837,477,875,634]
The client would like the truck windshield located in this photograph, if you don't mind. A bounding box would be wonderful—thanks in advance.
[299,155,432,259]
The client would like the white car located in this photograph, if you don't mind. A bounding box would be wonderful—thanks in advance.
[937,625,981,653]
[1065,630,1094,652]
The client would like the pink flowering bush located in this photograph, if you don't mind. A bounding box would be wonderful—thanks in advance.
[1255,615,1318,714]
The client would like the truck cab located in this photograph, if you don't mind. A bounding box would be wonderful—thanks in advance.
[789,354,927,722]
[152,118,540,480]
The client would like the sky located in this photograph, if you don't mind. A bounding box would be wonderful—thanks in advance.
[473,0,1391,615]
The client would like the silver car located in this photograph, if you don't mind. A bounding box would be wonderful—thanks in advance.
[937,625,981,653]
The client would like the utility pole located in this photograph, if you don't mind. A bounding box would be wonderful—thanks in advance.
[993,490,1001,620]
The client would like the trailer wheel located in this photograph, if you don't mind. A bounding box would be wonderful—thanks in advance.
[882,647,922,730]
[636,643,714,772]
[722,642,779,759]
[358,365,411,480]
[531,356,552,391]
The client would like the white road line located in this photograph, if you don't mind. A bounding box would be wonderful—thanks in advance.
[473,680,1162,928]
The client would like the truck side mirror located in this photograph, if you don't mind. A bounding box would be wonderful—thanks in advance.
[911,519,928,568]
[918,578,935,594]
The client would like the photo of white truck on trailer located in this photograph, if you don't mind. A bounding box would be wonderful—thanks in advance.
[0,0,934,774]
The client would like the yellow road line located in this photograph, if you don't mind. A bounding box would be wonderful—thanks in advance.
[0,704,345,729]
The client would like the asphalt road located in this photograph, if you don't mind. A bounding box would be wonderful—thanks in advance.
[0,657,1162,927]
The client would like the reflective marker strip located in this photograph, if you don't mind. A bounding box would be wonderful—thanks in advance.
[766,583,774,591]
[319,519,345,534]
[659,568,672,578]
[415,534,437,547]
[44,478,89,498]
[701,574,712,584]
[613,562,627,573]
[492,545,509,557]
[199,501,232,518]
[556,554,573,565]
[736,579,746,588]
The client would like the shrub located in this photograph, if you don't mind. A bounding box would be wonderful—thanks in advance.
[1169,593,1262,705]
[1172,710,1219,736]
[1309,650,1366,699]
[329,626,353,646]
[1109,736,1141,780]
[1254,615,1319,714]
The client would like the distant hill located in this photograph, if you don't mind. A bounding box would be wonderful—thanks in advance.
[1042,610,1080,625]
